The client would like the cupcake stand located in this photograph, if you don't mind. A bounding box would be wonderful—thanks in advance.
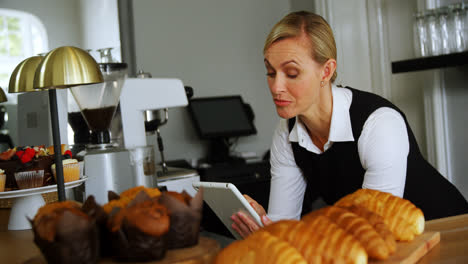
[0,176,87,230]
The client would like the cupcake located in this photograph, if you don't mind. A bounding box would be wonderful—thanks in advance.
[0,169,5,192]
[14,169,44,189]
[52,159,80,183]
[31,201,99,264]
[159,189,203,249]
[107,191,169,262]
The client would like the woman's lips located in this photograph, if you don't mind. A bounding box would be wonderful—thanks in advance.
[274,99,291,107]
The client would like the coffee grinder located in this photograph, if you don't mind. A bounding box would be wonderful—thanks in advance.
[70,58,131,204]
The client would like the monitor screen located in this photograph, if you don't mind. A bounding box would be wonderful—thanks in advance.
[188,96,257,139]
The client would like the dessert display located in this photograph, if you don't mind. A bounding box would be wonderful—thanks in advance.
[31,200,99,264]
[215,189,426,264]
[0,144,76,190]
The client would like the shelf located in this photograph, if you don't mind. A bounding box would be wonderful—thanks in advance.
[391,51,468,74]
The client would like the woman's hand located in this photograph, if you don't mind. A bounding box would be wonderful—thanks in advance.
[231,194,273,238]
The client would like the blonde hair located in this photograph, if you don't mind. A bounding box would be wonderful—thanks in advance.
[264,11,337,83]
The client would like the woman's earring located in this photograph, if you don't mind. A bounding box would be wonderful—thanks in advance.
[320,81,324,88]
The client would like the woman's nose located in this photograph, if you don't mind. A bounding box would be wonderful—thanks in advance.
[269,77,285,94]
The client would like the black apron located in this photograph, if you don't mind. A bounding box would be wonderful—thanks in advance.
[288,87,468,220]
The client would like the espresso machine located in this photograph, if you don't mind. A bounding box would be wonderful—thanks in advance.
[119,78,199,195]
[130,71,199,197]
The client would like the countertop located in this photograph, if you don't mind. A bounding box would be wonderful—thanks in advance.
[417,213,468,263]
[0,209,467,263]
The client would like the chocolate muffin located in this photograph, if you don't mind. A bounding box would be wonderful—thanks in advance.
[31,201,99,264]
[107,193,170,262]
[159,189,204,249]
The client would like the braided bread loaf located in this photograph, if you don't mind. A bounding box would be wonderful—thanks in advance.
[343,205,396,254]
[265,217,367,264]
[214,230,307,264]
[335,189,425,241]
[302,206,390,260]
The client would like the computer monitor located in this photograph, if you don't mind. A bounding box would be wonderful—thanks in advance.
[188,95,257,163]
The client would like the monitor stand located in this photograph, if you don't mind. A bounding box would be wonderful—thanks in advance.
[207,138,245,165]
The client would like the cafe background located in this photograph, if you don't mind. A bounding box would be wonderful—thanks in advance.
[0,0,467,200]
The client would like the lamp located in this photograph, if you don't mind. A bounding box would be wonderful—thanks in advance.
[32,46,103,201]
[34,46,103,89]
[0,87,7,103]
[8,56,43,94]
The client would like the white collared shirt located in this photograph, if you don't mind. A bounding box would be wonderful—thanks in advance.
[268,86,409,221]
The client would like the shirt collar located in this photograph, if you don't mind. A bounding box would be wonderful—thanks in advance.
[289,85,354,146]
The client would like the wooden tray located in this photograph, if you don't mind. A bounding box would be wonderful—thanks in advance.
[369,231,440,264]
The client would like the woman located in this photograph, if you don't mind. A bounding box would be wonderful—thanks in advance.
[231,11,468,239]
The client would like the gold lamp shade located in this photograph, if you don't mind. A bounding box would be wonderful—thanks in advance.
[0,87,7,103]
[8,56,43,93]
[34,46,103,89]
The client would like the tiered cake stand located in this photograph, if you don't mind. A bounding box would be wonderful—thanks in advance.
[0,176,87,230]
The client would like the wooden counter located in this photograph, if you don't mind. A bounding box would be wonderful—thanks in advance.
[0,210,467,263]
[418,213,468,263]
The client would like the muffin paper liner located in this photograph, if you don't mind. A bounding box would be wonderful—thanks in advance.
[14,170,44,189]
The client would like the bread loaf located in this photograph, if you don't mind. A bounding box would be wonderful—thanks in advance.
[302,206,390,260]
[264,217,367,264]
[335,189,425,241]
[214,230,307,264]
[343,205,396,254]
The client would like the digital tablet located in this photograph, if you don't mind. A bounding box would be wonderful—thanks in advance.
[192,181,263,240]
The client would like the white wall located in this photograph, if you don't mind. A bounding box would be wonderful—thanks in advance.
[384,0,428,157]
[132,0,291,162]
[443,66,468,200]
